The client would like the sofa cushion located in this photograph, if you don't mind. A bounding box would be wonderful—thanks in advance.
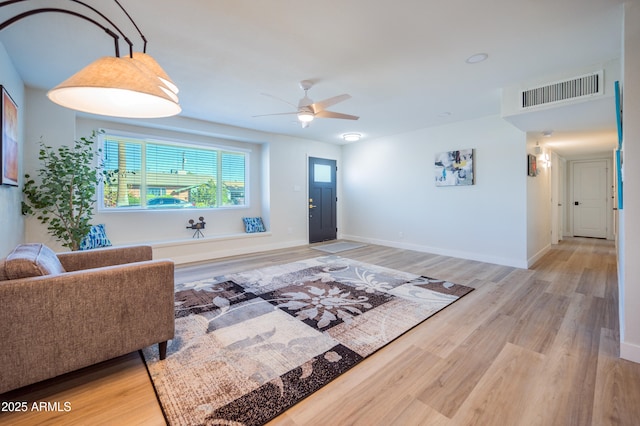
[1,244,66,280]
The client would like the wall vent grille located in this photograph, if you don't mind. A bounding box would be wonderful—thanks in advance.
[520,71,603,109]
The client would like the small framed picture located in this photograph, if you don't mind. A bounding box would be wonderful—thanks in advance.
[527,154,537,177]
[1,85,19,186]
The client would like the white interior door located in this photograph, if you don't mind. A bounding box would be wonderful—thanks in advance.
[572,160,607,238]
[558,158,565,239]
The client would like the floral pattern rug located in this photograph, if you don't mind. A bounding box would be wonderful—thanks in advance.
[142,256,473,425]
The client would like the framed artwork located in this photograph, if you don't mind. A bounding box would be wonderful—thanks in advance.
[614,81,623,210]
[615,80,622,149]
[616,149,623,210]
[528,154,537,177]
[1,86,19,186]
[435,148,474,186]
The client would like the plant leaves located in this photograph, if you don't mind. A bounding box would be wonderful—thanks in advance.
[21,131,103,250]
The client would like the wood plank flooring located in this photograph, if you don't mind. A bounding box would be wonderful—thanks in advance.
[2,237,640,425]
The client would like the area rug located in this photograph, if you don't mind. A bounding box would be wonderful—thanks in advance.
[312,241,366,253]
[142,256,473,425]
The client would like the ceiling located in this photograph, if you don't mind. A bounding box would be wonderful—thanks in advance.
[0,0,625,158]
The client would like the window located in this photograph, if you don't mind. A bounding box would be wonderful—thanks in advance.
[313,164,332,183]
[100,133,247,210]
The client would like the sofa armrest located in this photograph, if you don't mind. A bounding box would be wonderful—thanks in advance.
[0,259,175,394]
[57,245,153,271]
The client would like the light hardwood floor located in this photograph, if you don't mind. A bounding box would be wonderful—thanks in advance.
[2,238,640,425]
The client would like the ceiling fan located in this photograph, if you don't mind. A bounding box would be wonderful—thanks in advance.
[254,80,359,128]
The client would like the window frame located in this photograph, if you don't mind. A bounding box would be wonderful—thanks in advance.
[97,130,250,212]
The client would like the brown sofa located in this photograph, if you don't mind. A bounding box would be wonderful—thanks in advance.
[0,244,175,394]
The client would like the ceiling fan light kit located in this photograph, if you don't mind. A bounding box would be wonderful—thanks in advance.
[297,107,315,122]
[0,0,180,118]
[256,80,359,128]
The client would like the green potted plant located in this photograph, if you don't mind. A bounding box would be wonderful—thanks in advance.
[22,131,103,251]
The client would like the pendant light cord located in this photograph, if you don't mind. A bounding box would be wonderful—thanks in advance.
[0,7,122,56]
[0,0,138,57]
[113,0,147,53]
[1,0,152,56]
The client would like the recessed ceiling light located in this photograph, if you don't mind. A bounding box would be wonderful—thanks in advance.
[342,133,362,142]
[466,53,488,64]
[542,130,553,137]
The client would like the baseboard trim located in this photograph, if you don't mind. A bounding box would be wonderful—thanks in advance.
[620,341,640,364]
[150,231,273,248]
[340,234,528,269]
[153,236,308,266]
[527,244,551,268]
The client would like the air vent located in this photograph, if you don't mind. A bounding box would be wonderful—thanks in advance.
[520,71,603,109]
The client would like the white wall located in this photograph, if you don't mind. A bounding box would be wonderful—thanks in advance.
[620,1,640,363]
[341,115,528,268]
[0,43,25,257]
[23,87,341,263]
[526,136,553,266]
[22,88,78,251]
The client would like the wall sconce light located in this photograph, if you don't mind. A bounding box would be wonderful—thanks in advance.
[0,0,181,118]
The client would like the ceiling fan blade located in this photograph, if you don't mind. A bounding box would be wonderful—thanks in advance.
[311,94,351,112]
[252,111,297,118]
[315,110,359,120]
[261,92,297,108]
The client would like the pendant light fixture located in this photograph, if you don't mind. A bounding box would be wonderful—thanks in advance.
[131,52,179,98]
[0,0,181,118]
[47,56,181,118]
[110,0,180,99]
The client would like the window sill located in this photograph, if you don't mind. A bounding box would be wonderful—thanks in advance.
[149,231,272,249]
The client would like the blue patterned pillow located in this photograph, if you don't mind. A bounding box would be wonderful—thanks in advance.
[242,217,266,233]
[80,224,112,250]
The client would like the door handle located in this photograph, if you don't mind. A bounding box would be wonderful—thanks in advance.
[309,204,316,209]
[574,201,580,206]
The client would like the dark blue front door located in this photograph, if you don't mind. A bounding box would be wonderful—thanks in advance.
[308,157,337,243]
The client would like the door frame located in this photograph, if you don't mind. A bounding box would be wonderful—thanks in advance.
[307,155,339,243]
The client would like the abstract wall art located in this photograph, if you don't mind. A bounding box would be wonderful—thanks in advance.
[435,148,474,186]
[615,80,623,210]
